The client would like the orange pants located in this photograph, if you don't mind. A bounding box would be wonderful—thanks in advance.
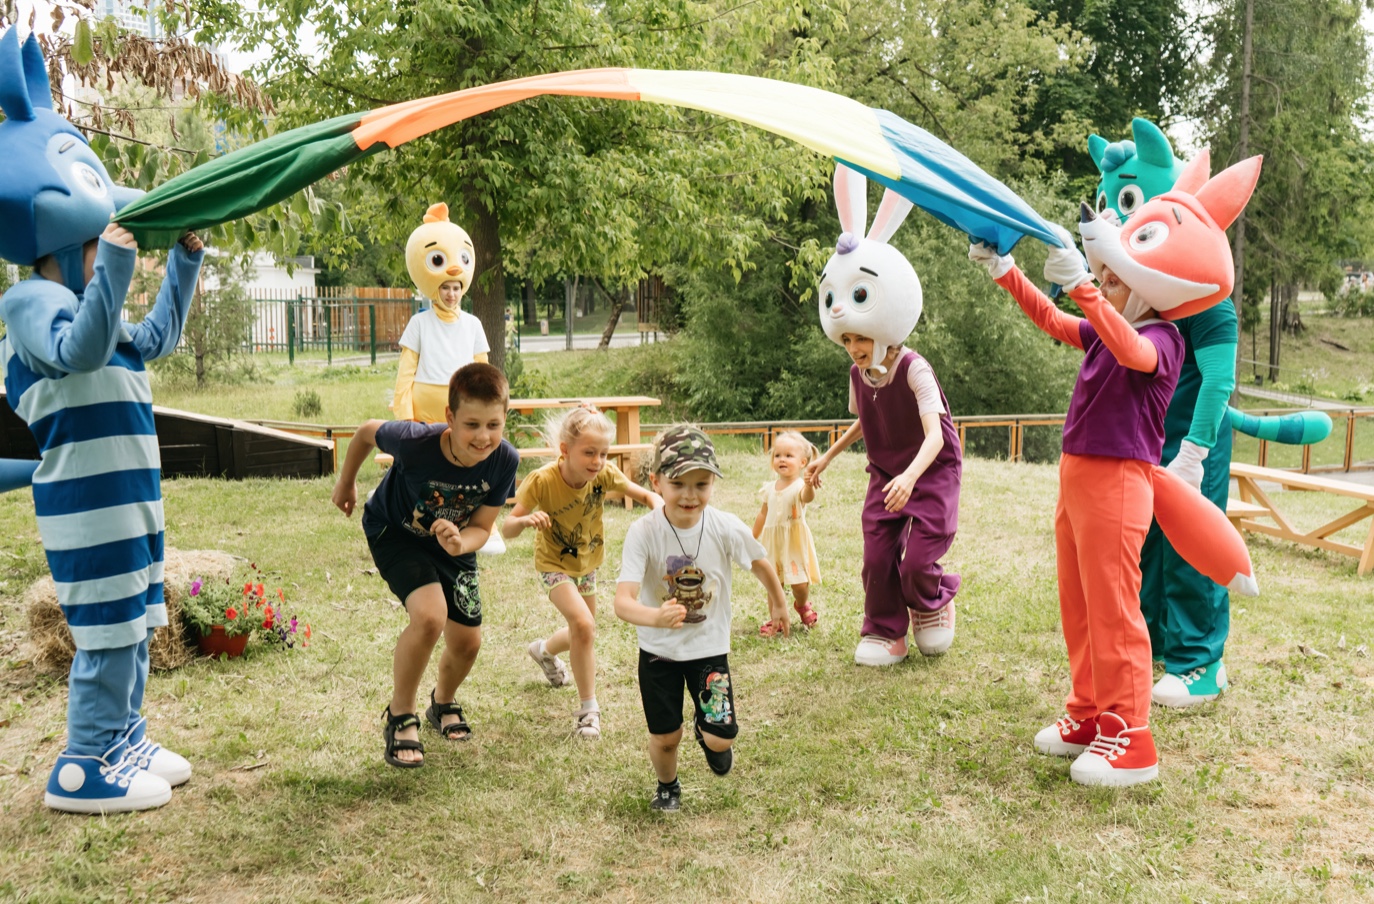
[1055,454,1154,727]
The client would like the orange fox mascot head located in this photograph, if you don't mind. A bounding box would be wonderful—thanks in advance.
[1080,152,1262,321]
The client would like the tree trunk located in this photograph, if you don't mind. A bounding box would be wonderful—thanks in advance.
[463,184,507,372]
[592,278,628,350]
[1267,278,1280,383]
[563,276,579,351]
[1281,283,1304,335]
[522,279,537,323]
[1231,0,1255,398]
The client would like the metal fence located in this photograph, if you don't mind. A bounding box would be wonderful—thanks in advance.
[245,287,419,364]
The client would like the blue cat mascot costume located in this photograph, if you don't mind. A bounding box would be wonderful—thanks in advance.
[0,28,203,813]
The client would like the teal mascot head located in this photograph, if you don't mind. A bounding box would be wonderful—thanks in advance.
[1087,117,1184,221]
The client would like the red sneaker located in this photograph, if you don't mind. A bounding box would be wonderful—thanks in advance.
[1069,712,1159,787]
[1033,713,1098,757]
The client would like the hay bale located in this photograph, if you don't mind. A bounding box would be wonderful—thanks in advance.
[25,548,239,674]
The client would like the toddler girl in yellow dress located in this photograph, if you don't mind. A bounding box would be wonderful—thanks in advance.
[753,430,822,635]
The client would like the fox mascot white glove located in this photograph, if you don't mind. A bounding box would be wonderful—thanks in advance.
[1166,439,1209,490]
[1042,224,1093,291]
[967,242,1015,279]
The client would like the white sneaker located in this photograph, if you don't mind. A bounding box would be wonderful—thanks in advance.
[477,532,506,556]
[527,640,571,687]
[854,634,908,667]
[911,602,956,656]
[122,717,192,786]
[1152,661,1227,708]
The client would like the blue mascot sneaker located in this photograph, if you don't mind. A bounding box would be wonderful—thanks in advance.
[121,717,192,787]
[1152,660,1227,708]
[44,738,173,814]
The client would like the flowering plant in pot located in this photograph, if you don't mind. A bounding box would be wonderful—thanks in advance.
[182,568,311,658]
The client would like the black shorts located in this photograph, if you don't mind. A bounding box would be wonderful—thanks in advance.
[637,649,738,739]
[367,527,482,627]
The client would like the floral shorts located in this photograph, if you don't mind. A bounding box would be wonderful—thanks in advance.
[539,570,597,596]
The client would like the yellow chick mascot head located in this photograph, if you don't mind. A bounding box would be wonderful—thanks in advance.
[405,202,476,318]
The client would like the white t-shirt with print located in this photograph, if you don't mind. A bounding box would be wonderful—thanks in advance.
[617,506,766,661]
[400,309,491,385]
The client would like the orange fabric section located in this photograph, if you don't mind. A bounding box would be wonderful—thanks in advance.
[353,69,639,150]
[1055,454,1155,726]
[1150,465,1253,587]
[996,266,1084,349]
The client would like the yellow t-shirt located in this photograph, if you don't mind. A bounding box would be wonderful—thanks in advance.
[514,459,632,575]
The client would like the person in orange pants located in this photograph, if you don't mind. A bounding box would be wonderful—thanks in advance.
[970,149,1261,787]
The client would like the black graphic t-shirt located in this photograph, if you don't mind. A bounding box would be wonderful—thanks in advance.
[362,422,519,561]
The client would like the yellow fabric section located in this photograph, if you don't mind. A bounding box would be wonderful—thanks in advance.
[411,383,450,425]
[431,300,458,323]
[392,347,419,421]
[474,352,488,364]
[515,459,632,575]
[630,69,900,180]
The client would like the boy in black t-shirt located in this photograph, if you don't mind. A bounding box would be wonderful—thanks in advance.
[333,363,519,768]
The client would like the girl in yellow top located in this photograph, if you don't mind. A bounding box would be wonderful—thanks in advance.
[502,407,663,739]
[753,430,822,635]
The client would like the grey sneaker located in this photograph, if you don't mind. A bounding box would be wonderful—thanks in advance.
[527,640,571,687]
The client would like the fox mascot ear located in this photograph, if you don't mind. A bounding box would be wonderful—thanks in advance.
[1194,156,1263,231]
[1173,149,1210,195]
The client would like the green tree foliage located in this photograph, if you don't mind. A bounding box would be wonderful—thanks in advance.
[1199,0,1374,306]
[1022,0,1194,187]
[140,252,257,388]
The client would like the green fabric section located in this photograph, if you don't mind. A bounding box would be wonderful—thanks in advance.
[1161,299,1237,455]
[115,113,370,247]
[1227,408,1333,444]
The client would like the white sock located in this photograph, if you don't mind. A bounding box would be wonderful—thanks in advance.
[579,697,598,712]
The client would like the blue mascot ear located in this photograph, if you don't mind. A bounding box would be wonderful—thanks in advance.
[21,31,54,113]
[1087,134,1108,173]
[1131,117,1175,169]
[0,27,36,122]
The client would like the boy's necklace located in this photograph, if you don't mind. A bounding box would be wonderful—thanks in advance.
[663,509,704,561]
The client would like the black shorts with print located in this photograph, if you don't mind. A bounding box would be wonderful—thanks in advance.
[367,527,482,627]
[637,649,738,739]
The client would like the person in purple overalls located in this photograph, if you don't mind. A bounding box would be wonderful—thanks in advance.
[805,164,963,667]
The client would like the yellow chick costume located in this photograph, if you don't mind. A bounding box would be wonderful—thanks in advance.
[393,203,490,423]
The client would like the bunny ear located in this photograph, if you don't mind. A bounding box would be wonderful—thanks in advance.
[0,28,36,122]
[866,189,913,245]
[833,163,868,237]
[1173,149,1210,195]
[1194,155,1262,231]
[21,32,54,113]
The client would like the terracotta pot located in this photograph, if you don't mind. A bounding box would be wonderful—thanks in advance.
[197,624,249,659]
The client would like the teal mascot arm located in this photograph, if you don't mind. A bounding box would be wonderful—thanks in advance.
[1186,343,1237,449]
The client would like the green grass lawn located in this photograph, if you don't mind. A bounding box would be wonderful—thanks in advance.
[2,450,1374,902]
[1242,312,1374,401]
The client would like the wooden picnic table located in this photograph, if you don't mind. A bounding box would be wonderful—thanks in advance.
[1231,461,1374,575]
[507,396,661,446]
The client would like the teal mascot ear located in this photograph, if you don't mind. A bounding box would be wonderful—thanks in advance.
[1089,116,1187,221]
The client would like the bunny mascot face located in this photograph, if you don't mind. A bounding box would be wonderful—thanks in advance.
[818,164,920,375]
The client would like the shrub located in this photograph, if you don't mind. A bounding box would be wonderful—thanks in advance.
[292,388,323,418]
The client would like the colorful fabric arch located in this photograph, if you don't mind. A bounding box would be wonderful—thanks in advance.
[115,69,1061,254]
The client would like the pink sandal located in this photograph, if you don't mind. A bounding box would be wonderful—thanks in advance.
[794,603,819,628]
[759,620,783,637]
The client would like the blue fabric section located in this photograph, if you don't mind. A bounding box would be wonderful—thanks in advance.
[0,459,38,492]
[45,531,162,585]
[836,111,1061,254]
[62,589,160,628]
[27,401,156,453]
[125,243,202,362]
[66,639,142,756]
[33,468,160,517]
[0,241,135,378]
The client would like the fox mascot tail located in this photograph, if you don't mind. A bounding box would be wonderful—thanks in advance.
[1149,467,1258,595]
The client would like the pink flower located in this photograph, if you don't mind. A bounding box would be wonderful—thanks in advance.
[190,579,202,596]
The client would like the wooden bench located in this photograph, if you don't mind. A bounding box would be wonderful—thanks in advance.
[1230,462,1374,575]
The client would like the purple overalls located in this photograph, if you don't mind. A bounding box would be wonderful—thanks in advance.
[853,350,963,640]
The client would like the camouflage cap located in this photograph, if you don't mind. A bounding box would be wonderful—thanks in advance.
[651,425,723,479]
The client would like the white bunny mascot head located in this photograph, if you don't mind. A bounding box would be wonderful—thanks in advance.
[817,163,921,375]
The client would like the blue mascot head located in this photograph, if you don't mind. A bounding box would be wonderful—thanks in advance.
[0,28,142,289]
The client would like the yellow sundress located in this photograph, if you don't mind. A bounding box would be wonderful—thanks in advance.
[758,479,822,586]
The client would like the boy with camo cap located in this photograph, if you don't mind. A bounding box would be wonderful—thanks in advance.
[614,425,789,811]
